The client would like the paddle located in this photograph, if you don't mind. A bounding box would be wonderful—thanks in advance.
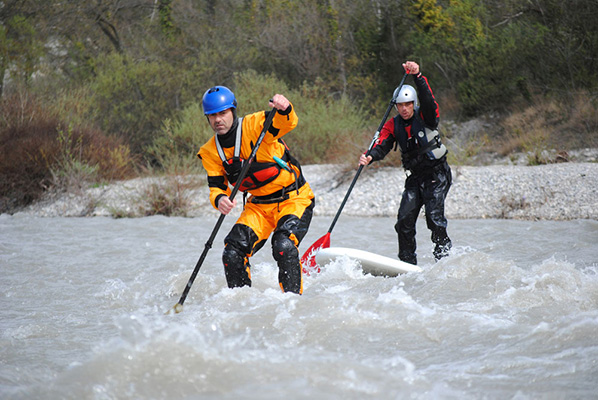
[167,107,277,314]
[300,72,410,273]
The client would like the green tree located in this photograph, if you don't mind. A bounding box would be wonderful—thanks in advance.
[0,13,43,95]
[522,0,598,92]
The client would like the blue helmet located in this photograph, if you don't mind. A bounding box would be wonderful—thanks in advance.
[202,86,237,115]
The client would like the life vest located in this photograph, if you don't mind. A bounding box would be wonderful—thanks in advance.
[215,118,291,192]
[393,114,447,169]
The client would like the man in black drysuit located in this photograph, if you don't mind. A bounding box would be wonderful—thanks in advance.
[359,61,452,265]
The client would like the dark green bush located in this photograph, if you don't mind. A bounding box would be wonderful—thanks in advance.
[89,53,212,156]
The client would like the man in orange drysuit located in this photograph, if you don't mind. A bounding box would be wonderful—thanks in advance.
[198,86,315,294]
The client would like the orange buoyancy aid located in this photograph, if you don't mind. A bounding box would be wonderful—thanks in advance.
[215,118,289,192]
[198,109,302,209]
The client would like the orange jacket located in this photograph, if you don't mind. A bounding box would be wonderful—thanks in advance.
[198,106,300,209]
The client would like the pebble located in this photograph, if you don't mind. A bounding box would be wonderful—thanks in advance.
[18,161,598,221]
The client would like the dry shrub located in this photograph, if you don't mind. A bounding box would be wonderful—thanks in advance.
[142,182,188,217]
[0,91,137,213]
[49,124,137,191]
[0,92,59,212]
[78,128,138,182]
[498,99,555,164]
[139,176,199,217]
[499,91,598,163]
[565,92,598,149]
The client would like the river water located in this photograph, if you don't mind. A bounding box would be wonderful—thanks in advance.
[1,214,597,399]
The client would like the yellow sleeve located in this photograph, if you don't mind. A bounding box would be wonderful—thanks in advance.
[242,103,298,147]
[197,137,231,209]
[270,102,299,140]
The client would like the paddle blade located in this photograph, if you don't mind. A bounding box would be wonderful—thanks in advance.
[300,232,330,274]
[165,302,184,315]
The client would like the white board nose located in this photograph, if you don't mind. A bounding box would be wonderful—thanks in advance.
[316,247,422,277]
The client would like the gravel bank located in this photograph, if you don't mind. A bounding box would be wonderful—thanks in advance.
[18,162,598,220]
[307,163,598,220]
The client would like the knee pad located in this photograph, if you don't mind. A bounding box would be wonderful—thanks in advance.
[272,235,298,262]
[222,245,251,288]
[271,234,302,294]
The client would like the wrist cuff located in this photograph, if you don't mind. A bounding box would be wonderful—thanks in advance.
[277,104,292,116]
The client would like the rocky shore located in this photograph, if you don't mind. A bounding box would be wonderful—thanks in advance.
[309,162,598,220]
[17,156,598,221]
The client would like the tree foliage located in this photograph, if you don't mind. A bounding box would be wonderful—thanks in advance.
[1,0,597,148]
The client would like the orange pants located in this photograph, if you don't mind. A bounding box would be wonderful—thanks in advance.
[223,182,315,293]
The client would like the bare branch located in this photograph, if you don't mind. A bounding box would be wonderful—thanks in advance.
[491,11,524,28]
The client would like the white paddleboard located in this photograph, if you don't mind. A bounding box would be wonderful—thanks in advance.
[316,247,422,277]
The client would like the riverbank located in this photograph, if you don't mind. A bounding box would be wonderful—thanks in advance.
[16,159,598,220]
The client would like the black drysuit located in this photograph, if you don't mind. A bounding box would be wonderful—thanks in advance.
[367,73,452,265]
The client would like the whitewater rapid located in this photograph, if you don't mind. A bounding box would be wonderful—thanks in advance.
[1,215,597,399]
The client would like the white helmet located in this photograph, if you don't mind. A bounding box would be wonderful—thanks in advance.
[393,85,418,108]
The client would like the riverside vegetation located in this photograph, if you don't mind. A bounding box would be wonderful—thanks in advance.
[1,1,597,216]
[2,70,597,217]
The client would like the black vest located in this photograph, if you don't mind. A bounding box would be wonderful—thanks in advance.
[393,114,447,172]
